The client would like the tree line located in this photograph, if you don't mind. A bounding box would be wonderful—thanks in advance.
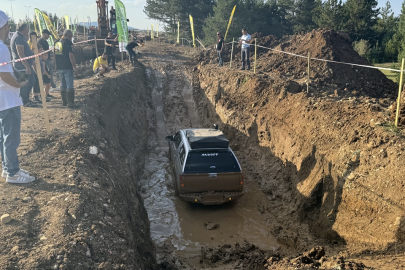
[145,0,405,64]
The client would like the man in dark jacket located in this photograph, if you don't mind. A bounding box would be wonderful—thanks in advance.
[216,32,225,67]
[38,29,57,90]
[55,30,77,108]
[104,32,118,70]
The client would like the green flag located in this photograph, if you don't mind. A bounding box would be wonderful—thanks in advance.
[115,0,129,52]
[35,9,54,46]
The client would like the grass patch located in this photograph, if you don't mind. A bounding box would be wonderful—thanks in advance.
[243,76,249,84]
[383,122,401,134]
[374,63,399,83]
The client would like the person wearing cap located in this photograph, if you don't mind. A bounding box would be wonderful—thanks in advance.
[216,32,225,67]
[238,28,251,70]
[38,29,57,91]
[104,32,118,70]
[10,22,36,107]
[0,10,36,183]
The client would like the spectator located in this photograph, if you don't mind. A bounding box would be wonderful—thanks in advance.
[55,29,77,108]
[10,22,36,107]
[38,29,57,90]
[216,32,224,67]
[104,32,118,70]
[125,38,141,65]
[40,52,52,100]
[93,52,112,77]
[32,44,48,103]
[0,10,36,183]
[238,28,251,70]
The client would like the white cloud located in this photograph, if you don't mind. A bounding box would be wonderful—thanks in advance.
[58,3,71,9]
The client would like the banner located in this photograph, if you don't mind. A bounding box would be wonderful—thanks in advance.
[34,16,40,35]
[65,15,70,30]
[42,12,60,44]
[34,9,51,44]
[151,24,154,39]
[189,15,195,47]
[177,21,180,43]
[224,5,236,41]
[115,0,129,52]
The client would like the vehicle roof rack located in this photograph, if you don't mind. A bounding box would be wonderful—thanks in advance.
[185,129,229,149]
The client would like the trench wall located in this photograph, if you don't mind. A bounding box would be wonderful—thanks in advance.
[193,65,405,252]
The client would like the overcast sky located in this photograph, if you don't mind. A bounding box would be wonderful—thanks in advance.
[2,0,404,31]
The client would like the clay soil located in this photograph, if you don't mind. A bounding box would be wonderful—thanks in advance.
[1,29,405,270]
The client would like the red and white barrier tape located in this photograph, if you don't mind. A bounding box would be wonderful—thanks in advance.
[0,39,106,67]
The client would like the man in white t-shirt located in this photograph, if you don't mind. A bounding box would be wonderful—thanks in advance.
[238,28,251,70]
[0,10,35,183]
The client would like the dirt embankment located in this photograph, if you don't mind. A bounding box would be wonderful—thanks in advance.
[192,30,405,257]
[0,64,158,269]
[196,29,397,99]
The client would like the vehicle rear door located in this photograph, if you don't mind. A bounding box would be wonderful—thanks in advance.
[183,150,241,193]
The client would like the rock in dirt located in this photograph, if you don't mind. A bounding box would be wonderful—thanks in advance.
[22,197,32,202]
[98,262,113,269]
[204,222,219,230]
[1,214,11,224]
[89,146,98,155]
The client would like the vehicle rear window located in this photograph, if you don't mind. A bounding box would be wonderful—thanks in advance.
[184,150,241,174]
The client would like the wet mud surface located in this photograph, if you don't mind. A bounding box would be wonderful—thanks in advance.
[137,46,281,269]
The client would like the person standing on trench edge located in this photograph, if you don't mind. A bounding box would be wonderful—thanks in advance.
[239,28,251,70]
[55,30,77,108]
[104,32,118,70]
[216,32,225,67]
[0,10,36,183]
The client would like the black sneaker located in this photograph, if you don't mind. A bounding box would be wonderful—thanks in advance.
[112,67,118,70]
[23,101,37,107]
[240,67,245,70]
[47,94,55,98]
[33,97,42,104]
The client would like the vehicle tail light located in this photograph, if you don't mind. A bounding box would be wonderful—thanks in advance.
[180,175,184,187]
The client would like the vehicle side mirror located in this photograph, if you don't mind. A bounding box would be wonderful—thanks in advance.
[166,135,174,141]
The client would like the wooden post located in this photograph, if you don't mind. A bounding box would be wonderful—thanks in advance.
[31,35,51,135]
[230,37,234,68]
[254,38,257,74]
[307,52,311,93]
[94,36,99,59]
[395,58,405,127]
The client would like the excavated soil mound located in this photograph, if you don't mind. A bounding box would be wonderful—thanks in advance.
[200,241,370,270]
[195,29,397,98]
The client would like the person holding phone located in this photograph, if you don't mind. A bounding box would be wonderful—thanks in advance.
[0,10,36,183]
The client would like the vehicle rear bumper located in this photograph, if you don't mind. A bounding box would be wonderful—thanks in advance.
[179,191,244,205]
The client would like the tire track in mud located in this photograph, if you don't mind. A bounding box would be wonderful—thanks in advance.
[138,49,281,269]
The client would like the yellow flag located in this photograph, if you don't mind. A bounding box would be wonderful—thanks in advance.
[189,15,195,47]
[224,5,236,41]
[65,15,70,30]
[177,21,180,43]
[151,24,154,39]
[42,13,60,40]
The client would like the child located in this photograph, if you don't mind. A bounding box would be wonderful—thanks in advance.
[40,53,51,100]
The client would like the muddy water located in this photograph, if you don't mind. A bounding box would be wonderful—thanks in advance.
[139,59,279,268]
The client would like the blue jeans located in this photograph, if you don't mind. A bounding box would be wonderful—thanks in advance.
[19,71,35,104]
[241,47,250,69]
[58,69,74,91]
[0,106,21,176]
[217,51,223,66]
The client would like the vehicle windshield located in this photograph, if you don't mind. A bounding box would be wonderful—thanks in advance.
[184,149,241,174]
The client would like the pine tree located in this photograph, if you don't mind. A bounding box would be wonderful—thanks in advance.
[294,0,320,33]
[342,0,379,41]
[314,0,345,30]
[397,1,405,61]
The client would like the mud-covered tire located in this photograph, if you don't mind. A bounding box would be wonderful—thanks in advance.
[172,168,179,196]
